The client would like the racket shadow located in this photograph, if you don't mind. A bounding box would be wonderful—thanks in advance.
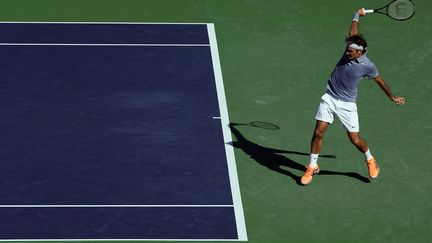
[228,122,370,185]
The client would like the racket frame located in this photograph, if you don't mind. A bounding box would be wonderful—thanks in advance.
[364,0,415,21]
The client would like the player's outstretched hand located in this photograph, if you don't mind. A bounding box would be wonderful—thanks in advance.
[358,8,366,16]
[392,96,406,106]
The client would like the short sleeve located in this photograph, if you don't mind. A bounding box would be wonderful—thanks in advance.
[366,63,379,79]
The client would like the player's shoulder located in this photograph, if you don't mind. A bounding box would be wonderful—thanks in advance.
[358,54,375,66]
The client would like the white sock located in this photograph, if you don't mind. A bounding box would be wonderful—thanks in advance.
[309,153,319,168]
[364,149,373,160]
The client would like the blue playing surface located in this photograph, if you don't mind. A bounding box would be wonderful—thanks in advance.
[0,23,238,240]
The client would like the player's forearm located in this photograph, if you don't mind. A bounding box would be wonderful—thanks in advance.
[350,9,366,36]
[374,76,394,100]
[349,13,360,36]
[375,76,406,105]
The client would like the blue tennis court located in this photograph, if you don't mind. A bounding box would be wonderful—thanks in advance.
[0,22,246,241]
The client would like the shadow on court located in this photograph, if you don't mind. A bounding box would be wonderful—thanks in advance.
[229,122,370,185]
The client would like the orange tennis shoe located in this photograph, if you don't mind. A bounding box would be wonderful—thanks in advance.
[366,158,380,179]
[301,165,320,185]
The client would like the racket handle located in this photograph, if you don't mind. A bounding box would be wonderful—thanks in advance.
[363,9,374,14]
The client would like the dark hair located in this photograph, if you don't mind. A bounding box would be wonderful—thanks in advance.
[346,34,368,53]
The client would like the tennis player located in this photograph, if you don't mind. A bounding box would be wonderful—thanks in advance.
[301,8,406,185]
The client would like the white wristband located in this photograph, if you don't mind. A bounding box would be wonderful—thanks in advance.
[353,12,360,22]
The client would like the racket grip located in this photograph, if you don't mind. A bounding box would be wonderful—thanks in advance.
[363,9,374,13]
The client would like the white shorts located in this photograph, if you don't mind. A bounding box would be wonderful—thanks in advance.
[315,93,359,132]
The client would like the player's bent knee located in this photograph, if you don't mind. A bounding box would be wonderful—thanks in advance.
[313,130,325,140]
[348,134,362,145]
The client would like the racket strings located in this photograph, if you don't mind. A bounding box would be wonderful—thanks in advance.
[387,0,415,20]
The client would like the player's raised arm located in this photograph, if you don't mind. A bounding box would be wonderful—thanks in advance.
[349,8,366,36]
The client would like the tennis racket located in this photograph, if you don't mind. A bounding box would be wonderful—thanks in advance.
[364,0,415,21]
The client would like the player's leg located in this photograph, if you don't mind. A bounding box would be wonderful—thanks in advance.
[301,120,330,185]
[347,131,368,153]
[311,93,335,158]
[311,120,330,155]
[301,94,335,185]
[347,132,379,179]
[337,99,380,179]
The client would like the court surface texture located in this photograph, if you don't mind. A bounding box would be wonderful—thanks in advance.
[0,22,246,241]
[0,1,431,243]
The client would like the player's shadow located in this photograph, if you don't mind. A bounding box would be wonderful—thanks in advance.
[228,122,370,185]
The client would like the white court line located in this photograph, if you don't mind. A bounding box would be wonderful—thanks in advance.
[0,21,210,46]
[0,43,209,46]
[207,23,248,241]
[0,21,209,25]
[0,239,239,242]
[0,205,233,208]
[0,22,247,242]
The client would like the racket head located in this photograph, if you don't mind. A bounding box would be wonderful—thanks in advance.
[386,0,415,21]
